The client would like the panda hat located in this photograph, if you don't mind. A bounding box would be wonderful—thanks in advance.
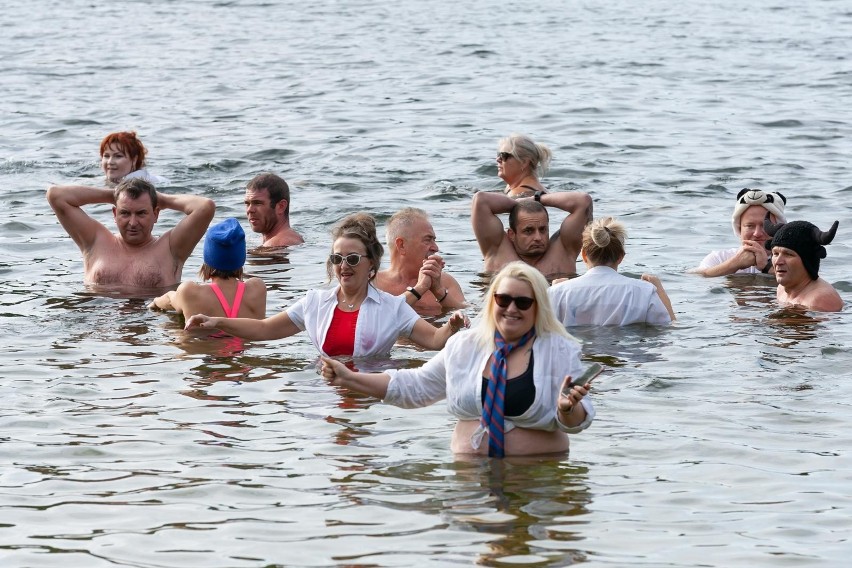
[732,188,787,238]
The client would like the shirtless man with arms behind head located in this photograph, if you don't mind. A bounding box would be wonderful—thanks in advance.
[471,190,592,280]
[46,178,215,289]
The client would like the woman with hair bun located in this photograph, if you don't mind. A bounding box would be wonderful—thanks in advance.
[186,212,467,358]
[549,217,675,326]
[100,131,170,186]
[496,133,553,198]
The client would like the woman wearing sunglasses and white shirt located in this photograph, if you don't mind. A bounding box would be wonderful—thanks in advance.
[186,212,467,357]
[321,262,595,457]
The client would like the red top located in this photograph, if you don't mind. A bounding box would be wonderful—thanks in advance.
[322,307,359,356]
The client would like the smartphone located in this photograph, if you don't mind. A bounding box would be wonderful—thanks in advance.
[562,363,603,396]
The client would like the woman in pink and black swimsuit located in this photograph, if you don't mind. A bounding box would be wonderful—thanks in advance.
[149,217,267,321]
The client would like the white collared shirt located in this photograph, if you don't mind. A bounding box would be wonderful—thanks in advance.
[549,265,672,326]
[384,331,595,437]
[286,284,420,357]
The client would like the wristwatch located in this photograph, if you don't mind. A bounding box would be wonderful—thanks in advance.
[406,286,422,300]
[534,190,542,202]
[761,260,773,273]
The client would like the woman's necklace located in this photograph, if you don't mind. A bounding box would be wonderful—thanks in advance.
[338,293,360,310]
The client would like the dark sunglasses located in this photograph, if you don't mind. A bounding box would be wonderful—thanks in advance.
[329,253,367,266]
[496,152,514,162]
[493,293,535,311]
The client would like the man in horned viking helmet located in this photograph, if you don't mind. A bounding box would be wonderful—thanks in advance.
[693,188,788,277]
[764,218,843,312]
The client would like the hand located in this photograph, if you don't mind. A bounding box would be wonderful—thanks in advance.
[447,310,470,333]
[641,273,662,290]
[732,240,768,270]
[558,375,591,414]
[421,254,446,296]
[185,314,217,330]
[320,356,351,386]
[414,266,433,296]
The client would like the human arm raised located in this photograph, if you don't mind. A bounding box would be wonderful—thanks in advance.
[158,191,216,263]
[321,356,391,399]
[537,191,593,253]
[556,375,592,429]
[45,185,115,251]
[641,274,676,321]
[470,191,517,259]
[408,310,468,350]
[418,254,467,309]
[184,309,300,340]
[693,241,769,277]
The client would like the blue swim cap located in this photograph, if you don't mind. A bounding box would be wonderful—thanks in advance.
[203,218,246,272]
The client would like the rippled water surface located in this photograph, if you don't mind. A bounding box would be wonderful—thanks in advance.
[2,0,851,566]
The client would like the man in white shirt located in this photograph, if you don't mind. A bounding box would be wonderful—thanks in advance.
[693,188,787,277]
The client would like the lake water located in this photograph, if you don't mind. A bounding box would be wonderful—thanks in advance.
[2,0,851,566]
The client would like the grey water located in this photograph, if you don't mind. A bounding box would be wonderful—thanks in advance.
[2,0,851,566]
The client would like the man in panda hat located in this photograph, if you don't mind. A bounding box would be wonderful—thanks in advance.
[764,217,843,312]
[694,188,787,277]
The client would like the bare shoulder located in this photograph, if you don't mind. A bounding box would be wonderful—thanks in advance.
[811,280,844,312]
[244,277,268,291]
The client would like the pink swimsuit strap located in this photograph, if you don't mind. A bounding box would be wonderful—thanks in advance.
[210,281,246,318]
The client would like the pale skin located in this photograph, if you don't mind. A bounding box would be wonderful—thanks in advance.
[244,187,303,247]
[320,277,591,456]
[148,276,267,320]
[497,149,546,197]
[376,216,466,313]
[46,185,215,288]
[101,143,137,184]
[696,205,774,277]
[771,246,843,312]
[184,237,468,351]
[471,191,593,279]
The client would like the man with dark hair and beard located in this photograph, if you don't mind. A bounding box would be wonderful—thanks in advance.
[243,172,304,248]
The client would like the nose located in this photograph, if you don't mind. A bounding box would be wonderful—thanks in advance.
[753,225,767,239]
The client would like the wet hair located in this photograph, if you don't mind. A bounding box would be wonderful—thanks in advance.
[100,131,147,171]
[247,173,292,217]
[198,266,244,281]
[114,177,158,209]
[326,212,384,282]
[582,217,627,267]
[472,262,574,350]
[499,134,553,177]
[508,200,548,232]
[385,207,429,247]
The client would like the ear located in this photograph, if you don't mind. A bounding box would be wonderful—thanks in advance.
[580,249,589,265]
[153,207,161,222]
[394,236,406,253]
[507,228,516,243]
[275,199,288,217]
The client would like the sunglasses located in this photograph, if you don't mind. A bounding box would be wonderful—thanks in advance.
[496,152,514,162]
[329,253,367,266]
[493,293,535,311]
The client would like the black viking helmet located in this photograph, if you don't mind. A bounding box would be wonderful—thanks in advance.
[764,215,839,280]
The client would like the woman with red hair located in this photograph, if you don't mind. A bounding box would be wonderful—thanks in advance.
[99,131,169,186]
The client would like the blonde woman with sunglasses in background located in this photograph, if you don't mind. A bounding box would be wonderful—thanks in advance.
[495,134,551,198]
[186,213,467,358]
[321,262,595,457]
